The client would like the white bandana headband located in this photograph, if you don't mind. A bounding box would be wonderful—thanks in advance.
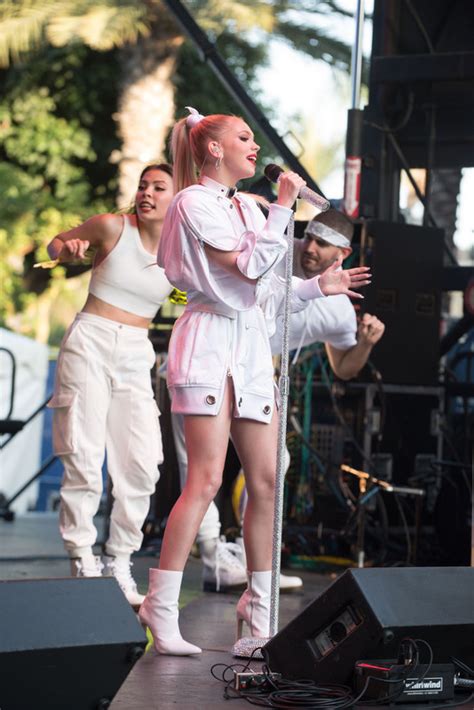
[185,106,205,128]
[304,220,351,248]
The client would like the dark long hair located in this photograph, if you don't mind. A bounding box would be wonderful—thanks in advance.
[138,162,173,182]
[127,163,173,214]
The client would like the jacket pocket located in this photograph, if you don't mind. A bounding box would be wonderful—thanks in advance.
[48,392,77,455]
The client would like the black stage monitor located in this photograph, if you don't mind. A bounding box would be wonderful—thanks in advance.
[263,567,474,686]
[0,577,147,710]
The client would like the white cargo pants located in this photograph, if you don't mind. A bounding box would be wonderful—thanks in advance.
[49,312,162,558]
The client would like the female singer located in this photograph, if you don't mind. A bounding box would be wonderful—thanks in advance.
[139,107,371,654]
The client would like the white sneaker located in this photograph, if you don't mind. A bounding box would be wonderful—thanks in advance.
[70,553,103,578]
[103,555,145,607]
[235,537,303,592]
[201,536,247,592]
[279,573,303,591]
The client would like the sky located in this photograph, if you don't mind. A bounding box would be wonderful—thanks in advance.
[256,1,473,254]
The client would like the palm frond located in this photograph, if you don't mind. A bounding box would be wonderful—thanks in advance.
[0,1,69,66]
[0,0,150,65]
[47,6,150,50]
[274,19,353,71]
[194,0,276,34]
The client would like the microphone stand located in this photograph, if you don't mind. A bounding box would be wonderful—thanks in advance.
[340,464,426,567]
[232,213,295,658]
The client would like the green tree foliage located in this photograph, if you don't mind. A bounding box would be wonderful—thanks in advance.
[0,1,353,343]
[0,44,120,339]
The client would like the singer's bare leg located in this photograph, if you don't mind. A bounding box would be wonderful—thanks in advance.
[158,378,278,572]
[158,380,233,571]
[231,412,278,571]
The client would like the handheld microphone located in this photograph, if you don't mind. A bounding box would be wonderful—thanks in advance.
[264,164,330,212]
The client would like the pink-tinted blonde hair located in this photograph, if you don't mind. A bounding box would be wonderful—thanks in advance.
[170,113,239,194]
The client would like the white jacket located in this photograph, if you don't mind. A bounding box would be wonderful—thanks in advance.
[157,176,293,422]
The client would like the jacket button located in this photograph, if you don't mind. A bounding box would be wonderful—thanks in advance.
[263,405,271,415]
[206,394,216,405]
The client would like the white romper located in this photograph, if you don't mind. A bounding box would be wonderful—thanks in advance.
[157,176,293,423]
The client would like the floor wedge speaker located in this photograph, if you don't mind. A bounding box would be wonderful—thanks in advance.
[263,567,474,686]
[0,577,147,710]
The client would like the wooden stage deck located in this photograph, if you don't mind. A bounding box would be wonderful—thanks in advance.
[111,576,330,709]
[1,514,472,710]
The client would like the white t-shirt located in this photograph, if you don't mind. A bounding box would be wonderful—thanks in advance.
[269,238,357,354]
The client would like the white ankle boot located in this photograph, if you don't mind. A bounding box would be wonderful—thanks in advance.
[70,551,103,578]
[235,537,303,592]
[139,569,201,656]
[103,555,145,608]
[200,536,247,592]
[236,570,271,640]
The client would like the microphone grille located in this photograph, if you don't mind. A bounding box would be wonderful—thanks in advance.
[264,164,283,183]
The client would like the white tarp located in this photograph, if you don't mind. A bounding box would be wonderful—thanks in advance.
[0,328,49,514]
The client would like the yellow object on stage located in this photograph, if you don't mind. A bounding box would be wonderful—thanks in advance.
[168,288,187,305]
[231,469,248,526]
[33,259,60,269]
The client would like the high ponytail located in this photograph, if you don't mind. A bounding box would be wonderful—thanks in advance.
[170,117,198,194]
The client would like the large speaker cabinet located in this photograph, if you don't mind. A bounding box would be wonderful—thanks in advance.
[263,567,474,686]
[360,221,444,385]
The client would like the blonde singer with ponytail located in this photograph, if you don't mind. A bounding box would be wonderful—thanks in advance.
[140,107,369,656]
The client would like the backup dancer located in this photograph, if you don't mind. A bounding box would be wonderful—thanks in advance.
[47,164,174,606]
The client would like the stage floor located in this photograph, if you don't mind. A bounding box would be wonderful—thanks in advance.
[1,514,472,710]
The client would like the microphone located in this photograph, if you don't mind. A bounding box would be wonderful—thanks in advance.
[264,164,330,212]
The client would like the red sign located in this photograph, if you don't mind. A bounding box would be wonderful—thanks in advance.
[343,155,361,218]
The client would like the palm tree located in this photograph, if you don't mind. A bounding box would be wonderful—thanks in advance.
[0,1,353,206]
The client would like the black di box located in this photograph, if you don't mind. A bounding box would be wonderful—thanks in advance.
[354,660,455,703]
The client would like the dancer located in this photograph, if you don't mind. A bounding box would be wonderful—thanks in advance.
[232,209,386,525]
[140,107,371,655]
[271,208,384,371]
[47,164,174,607]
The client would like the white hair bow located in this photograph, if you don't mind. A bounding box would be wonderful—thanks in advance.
[185,106,205,128]
[184,106,204,128]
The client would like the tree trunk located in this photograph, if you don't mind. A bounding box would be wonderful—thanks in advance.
[115,12,183,208]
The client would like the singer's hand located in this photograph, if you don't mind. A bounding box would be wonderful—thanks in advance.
[319,257,371,299]
[58,239,90,262]
[276,171,306,209]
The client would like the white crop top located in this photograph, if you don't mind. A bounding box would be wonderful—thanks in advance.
[89,215,172,318]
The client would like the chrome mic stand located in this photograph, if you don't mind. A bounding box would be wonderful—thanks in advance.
[232,214,295,657]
